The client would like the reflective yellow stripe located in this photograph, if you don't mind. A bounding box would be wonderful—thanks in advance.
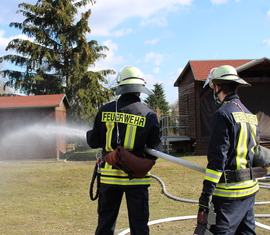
[104,162,113,169]
[249,124,257,154]
[232,112,258,169]
[217,179,258,189]
[213,179,259,198]
[100,177,151,185]
[105,122,114,151]
[204,168,222,183]
[236,122,248,169]
[124,125,137,150]
[249,124,257,138]
[100,163,151,186]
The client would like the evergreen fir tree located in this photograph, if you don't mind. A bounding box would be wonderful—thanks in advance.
[0,0,114,124]
[144,83,170,118]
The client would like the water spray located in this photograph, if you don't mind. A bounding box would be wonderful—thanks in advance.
[0,123,88,160]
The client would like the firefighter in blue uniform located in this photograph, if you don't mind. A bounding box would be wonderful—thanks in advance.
[87,65,162,235]
[198,65,260,234]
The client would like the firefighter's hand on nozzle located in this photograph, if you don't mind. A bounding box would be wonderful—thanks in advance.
[195,193,216,235]
[199,192,212,210]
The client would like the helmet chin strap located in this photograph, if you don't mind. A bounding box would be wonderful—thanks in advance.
[213,86,223,106]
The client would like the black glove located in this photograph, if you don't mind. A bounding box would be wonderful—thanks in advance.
[198,192,212,211]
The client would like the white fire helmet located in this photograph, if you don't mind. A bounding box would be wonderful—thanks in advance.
[115,65,153,95]
[203,65,250,89]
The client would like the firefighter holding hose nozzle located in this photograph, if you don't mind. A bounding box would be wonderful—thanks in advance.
[194,65,267,235]
[87,65,162,235]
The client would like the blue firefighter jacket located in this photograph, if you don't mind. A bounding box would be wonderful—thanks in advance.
[203,93,260,199]
[87,93,163,187]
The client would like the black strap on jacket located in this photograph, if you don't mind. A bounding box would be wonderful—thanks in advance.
[219,167,267,183]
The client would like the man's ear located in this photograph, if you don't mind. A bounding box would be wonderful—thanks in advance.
[215,84,223,92]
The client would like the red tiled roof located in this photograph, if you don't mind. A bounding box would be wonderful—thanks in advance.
[190,59,253,81]
[174,59,253,86]
[0,94,69,109]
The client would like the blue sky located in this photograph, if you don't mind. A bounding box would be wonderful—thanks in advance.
[1,0,270,104]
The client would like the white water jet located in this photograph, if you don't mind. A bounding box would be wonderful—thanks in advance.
[0,123,90,160]
[3,124,86,140]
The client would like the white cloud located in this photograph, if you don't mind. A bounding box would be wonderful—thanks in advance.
[92,39,126,71]
[159,68,183,104]
[0,30,13,55]
[210,0,241,4]
[112,28,133,37]
[144,38,160,45]
[0,30,32,56]
[144,52,165,66]
[167,68,183,86]
[2,0,194,38]
[88,0,194,36]
[144,72,164,86]
[0,0,37,24]
[144,73,156,86]
[140,16,168,27]
[262,39,270,46]
[1,0,194,37]
[211,0,229,4]
[136,67,181,104]
[266,10,270,21]
[152,67,160,73]
[89,39,128,87]
[0,30,8,52]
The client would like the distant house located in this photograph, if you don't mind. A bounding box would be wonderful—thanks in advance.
[174,57,270,155]
[0,94,70,160]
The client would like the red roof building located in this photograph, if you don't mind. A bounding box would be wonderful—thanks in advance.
[174,59,252,86]
[173,57,270,155]
[0,94,70,160]
[0,94,69,109]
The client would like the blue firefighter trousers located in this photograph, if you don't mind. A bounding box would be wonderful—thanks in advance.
[95,185,149,235]
[210,194,256,235]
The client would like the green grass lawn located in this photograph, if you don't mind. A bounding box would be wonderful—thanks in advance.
[0,153,269,235]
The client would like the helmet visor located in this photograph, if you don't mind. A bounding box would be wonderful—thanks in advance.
[115,84,153,95]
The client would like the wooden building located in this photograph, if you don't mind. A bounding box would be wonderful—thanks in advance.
[174,57,270,155]
[0,94,69,160]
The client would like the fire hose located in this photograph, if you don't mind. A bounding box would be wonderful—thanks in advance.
[117,148,270,235]
[118,173,270,235]
[144,147,206,173]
